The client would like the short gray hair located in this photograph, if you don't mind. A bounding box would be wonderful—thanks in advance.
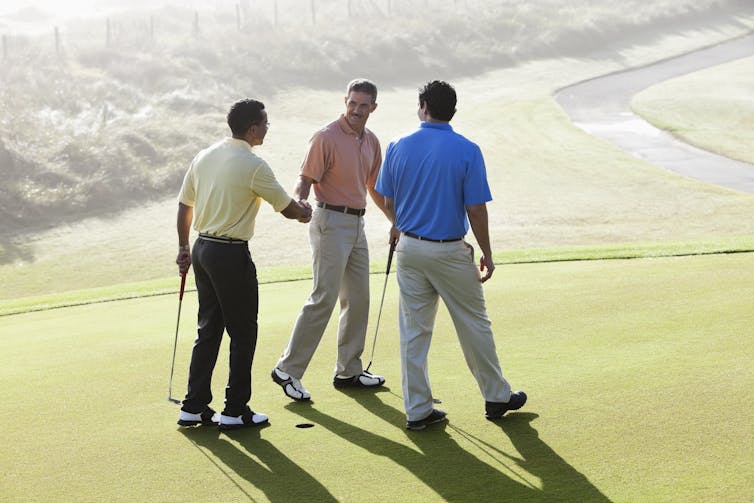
[346,78,377,102]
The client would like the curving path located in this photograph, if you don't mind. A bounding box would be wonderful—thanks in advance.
[555,33,754,194]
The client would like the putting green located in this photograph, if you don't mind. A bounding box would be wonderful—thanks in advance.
[2,252,752,501]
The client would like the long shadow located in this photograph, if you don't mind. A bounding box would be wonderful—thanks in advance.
[455,413,611,502]
[178,425,337,502]
[290,389,610,502]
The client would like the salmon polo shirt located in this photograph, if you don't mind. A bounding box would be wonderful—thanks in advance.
[301,115,382,209]
[178,138,291,241]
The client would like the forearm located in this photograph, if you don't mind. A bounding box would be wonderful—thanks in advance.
[466,203,492,258]
[294,175,313,201]
[368,184,390,219]
[177,203,193,248]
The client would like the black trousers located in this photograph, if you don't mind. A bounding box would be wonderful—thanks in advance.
[182,238,258,416]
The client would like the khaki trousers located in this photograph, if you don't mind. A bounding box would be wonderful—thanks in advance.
[396,236,512,421]
[277,208,370,378]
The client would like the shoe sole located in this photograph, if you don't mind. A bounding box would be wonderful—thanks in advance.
[406,413,447,431]
[333,378,386,389]
[177,420,218,427]
[218,417,269,431]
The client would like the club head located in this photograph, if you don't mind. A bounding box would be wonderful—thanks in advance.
[167,397,181,405]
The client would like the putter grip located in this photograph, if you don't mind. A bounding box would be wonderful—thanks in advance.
[386,241,396,274]
[179,272,187,301]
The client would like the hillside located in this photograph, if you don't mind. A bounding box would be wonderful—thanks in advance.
[1,0,752,234]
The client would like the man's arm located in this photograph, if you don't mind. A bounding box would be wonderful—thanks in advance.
[466,203,495,282]
[176,202,193,275]
[384,196,400,245]
[367,178,390,219]
[294,174,314,201]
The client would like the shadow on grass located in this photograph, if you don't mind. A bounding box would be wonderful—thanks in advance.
[288,389,610,502]
[178,424,338,502]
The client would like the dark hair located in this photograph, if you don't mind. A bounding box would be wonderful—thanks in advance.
[418,80,456,121]
[227,99,266,137]
[347,78,378,103]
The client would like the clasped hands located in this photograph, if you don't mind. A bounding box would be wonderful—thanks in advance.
[297,199,312,223]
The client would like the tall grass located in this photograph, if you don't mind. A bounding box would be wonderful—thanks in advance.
[0,0,750,233]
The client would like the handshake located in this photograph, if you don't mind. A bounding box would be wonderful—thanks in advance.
[296,199,312,223]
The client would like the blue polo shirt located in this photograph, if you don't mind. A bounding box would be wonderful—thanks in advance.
[375,122,491,240]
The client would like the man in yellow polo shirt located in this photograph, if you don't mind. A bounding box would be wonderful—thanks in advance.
[272,79,389,401]
[175,98,311,430]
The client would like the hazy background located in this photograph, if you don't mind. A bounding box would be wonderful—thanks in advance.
[2,0,754,299]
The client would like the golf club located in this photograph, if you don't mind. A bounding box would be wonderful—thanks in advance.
[167,272,187,405]
[365,239,396,373]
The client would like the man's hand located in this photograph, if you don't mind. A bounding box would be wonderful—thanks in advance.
[176,247,191,276]
[298,200,312,223]
[388,224,400,246]
[479,255,495,283]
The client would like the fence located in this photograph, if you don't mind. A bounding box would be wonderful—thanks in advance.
[0,0,480,59]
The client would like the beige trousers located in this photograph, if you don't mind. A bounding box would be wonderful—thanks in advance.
[277,208,370,378]
[396,235,512,421]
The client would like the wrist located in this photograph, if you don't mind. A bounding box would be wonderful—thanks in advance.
[179,244,190,251]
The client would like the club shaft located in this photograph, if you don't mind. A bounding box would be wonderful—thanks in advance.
[168,273,187,403]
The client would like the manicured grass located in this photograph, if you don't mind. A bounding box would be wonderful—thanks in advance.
[2,253,752,501]
[632,55,754,164]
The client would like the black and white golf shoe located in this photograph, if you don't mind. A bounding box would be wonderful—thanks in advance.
[271,367,312,401]
[333,371,385,389]
[177,407,220,427]
[218,406,269,431]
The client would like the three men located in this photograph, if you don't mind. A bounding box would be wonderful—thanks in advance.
[375,80,526,430]
[175,80,526,431]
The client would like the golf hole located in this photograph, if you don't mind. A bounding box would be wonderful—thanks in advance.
[296,423,315,429]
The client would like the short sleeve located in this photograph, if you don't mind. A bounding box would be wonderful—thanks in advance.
[177,162,196,207]
[375,142,395,198]
[300,132,329,183]
[463,145,492,205]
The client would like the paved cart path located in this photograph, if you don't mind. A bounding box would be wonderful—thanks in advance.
[555,33,754,194]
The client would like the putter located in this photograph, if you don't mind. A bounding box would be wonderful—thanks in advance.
[365,239,396,373]
[167,272,187,405]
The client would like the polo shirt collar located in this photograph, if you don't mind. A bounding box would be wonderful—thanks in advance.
[338,114,361,137]
[420,121,453,131]
[227,137,253,151]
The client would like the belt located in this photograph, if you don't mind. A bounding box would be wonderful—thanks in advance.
[198,233,248,245]
[404,231,462,243]
[317,201,365,216]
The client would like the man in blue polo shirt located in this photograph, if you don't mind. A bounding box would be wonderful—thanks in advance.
[375,80,527,430]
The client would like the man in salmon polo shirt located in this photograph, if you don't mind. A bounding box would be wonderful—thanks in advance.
[272,79,389,401]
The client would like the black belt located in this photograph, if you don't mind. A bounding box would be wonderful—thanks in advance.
[317,201,365,216]
[404,231,462,243]
[198,233,248,245]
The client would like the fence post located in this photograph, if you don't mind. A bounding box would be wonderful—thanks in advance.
[193,11,199,37]
[106,18,111,47]
[311,0,316,25]
[274,0,278,27]
[150,15,154,42]
[236,3,241,31]
[2,35,7,59]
